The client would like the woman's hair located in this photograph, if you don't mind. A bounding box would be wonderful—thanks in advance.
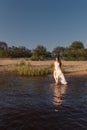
[56,56,62,68]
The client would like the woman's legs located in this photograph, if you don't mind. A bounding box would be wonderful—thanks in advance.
[53,71,59,85]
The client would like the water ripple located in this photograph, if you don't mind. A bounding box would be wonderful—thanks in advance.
[0,73,87,129]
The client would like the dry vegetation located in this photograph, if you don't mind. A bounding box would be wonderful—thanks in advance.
[0,58,87,76]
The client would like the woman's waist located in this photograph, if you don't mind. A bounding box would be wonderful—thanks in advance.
[54,69,61,72]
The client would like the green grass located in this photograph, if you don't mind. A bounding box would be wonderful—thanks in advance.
[2,61,52,76]
[16,65,50,76]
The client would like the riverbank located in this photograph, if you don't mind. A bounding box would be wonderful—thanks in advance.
[0,58,87,76]
[63,60,87,76]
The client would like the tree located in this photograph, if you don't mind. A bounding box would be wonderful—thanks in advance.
[0,41,8,50]
[8,46,31,58]
[31,45,47,60]
[46,51,52,59]
[70,41,84,49]
[52,46,65,57]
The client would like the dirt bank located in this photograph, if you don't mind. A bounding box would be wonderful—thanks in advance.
[0,58,87,75]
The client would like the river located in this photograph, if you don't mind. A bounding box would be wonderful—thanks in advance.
[0,72,87,130]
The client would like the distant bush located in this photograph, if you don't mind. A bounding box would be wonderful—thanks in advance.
[30,55,45,61]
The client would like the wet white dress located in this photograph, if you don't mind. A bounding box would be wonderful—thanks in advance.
[53,61,67,85]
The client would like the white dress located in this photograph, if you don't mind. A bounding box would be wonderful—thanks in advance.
[53,61,67,85]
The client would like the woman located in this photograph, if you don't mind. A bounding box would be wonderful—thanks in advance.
[53,56,67,85]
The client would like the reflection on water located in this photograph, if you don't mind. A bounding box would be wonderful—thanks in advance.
[53,85,67,106]
[0,73,87,129]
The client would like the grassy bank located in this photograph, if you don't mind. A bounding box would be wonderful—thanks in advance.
[1,60,53,76]
[0,58,87,76]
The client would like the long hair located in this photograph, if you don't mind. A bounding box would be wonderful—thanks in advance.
[56,56,62,68]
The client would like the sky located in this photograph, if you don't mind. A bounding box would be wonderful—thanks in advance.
[0,0,87,51]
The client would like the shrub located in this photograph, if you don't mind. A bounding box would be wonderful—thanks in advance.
[7,64,50,76]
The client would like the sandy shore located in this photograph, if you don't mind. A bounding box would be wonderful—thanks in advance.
[63,61,87,76]
[0,58,87,75]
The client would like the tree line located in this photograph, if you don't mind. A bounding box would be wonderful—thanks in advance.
[0,41,87,60]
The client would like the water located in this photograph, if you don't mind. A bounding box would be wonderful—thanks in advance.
[0,72,87,130]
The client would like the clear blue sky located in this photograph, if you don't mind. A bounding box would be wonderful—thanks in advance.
[0,0,87,51]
